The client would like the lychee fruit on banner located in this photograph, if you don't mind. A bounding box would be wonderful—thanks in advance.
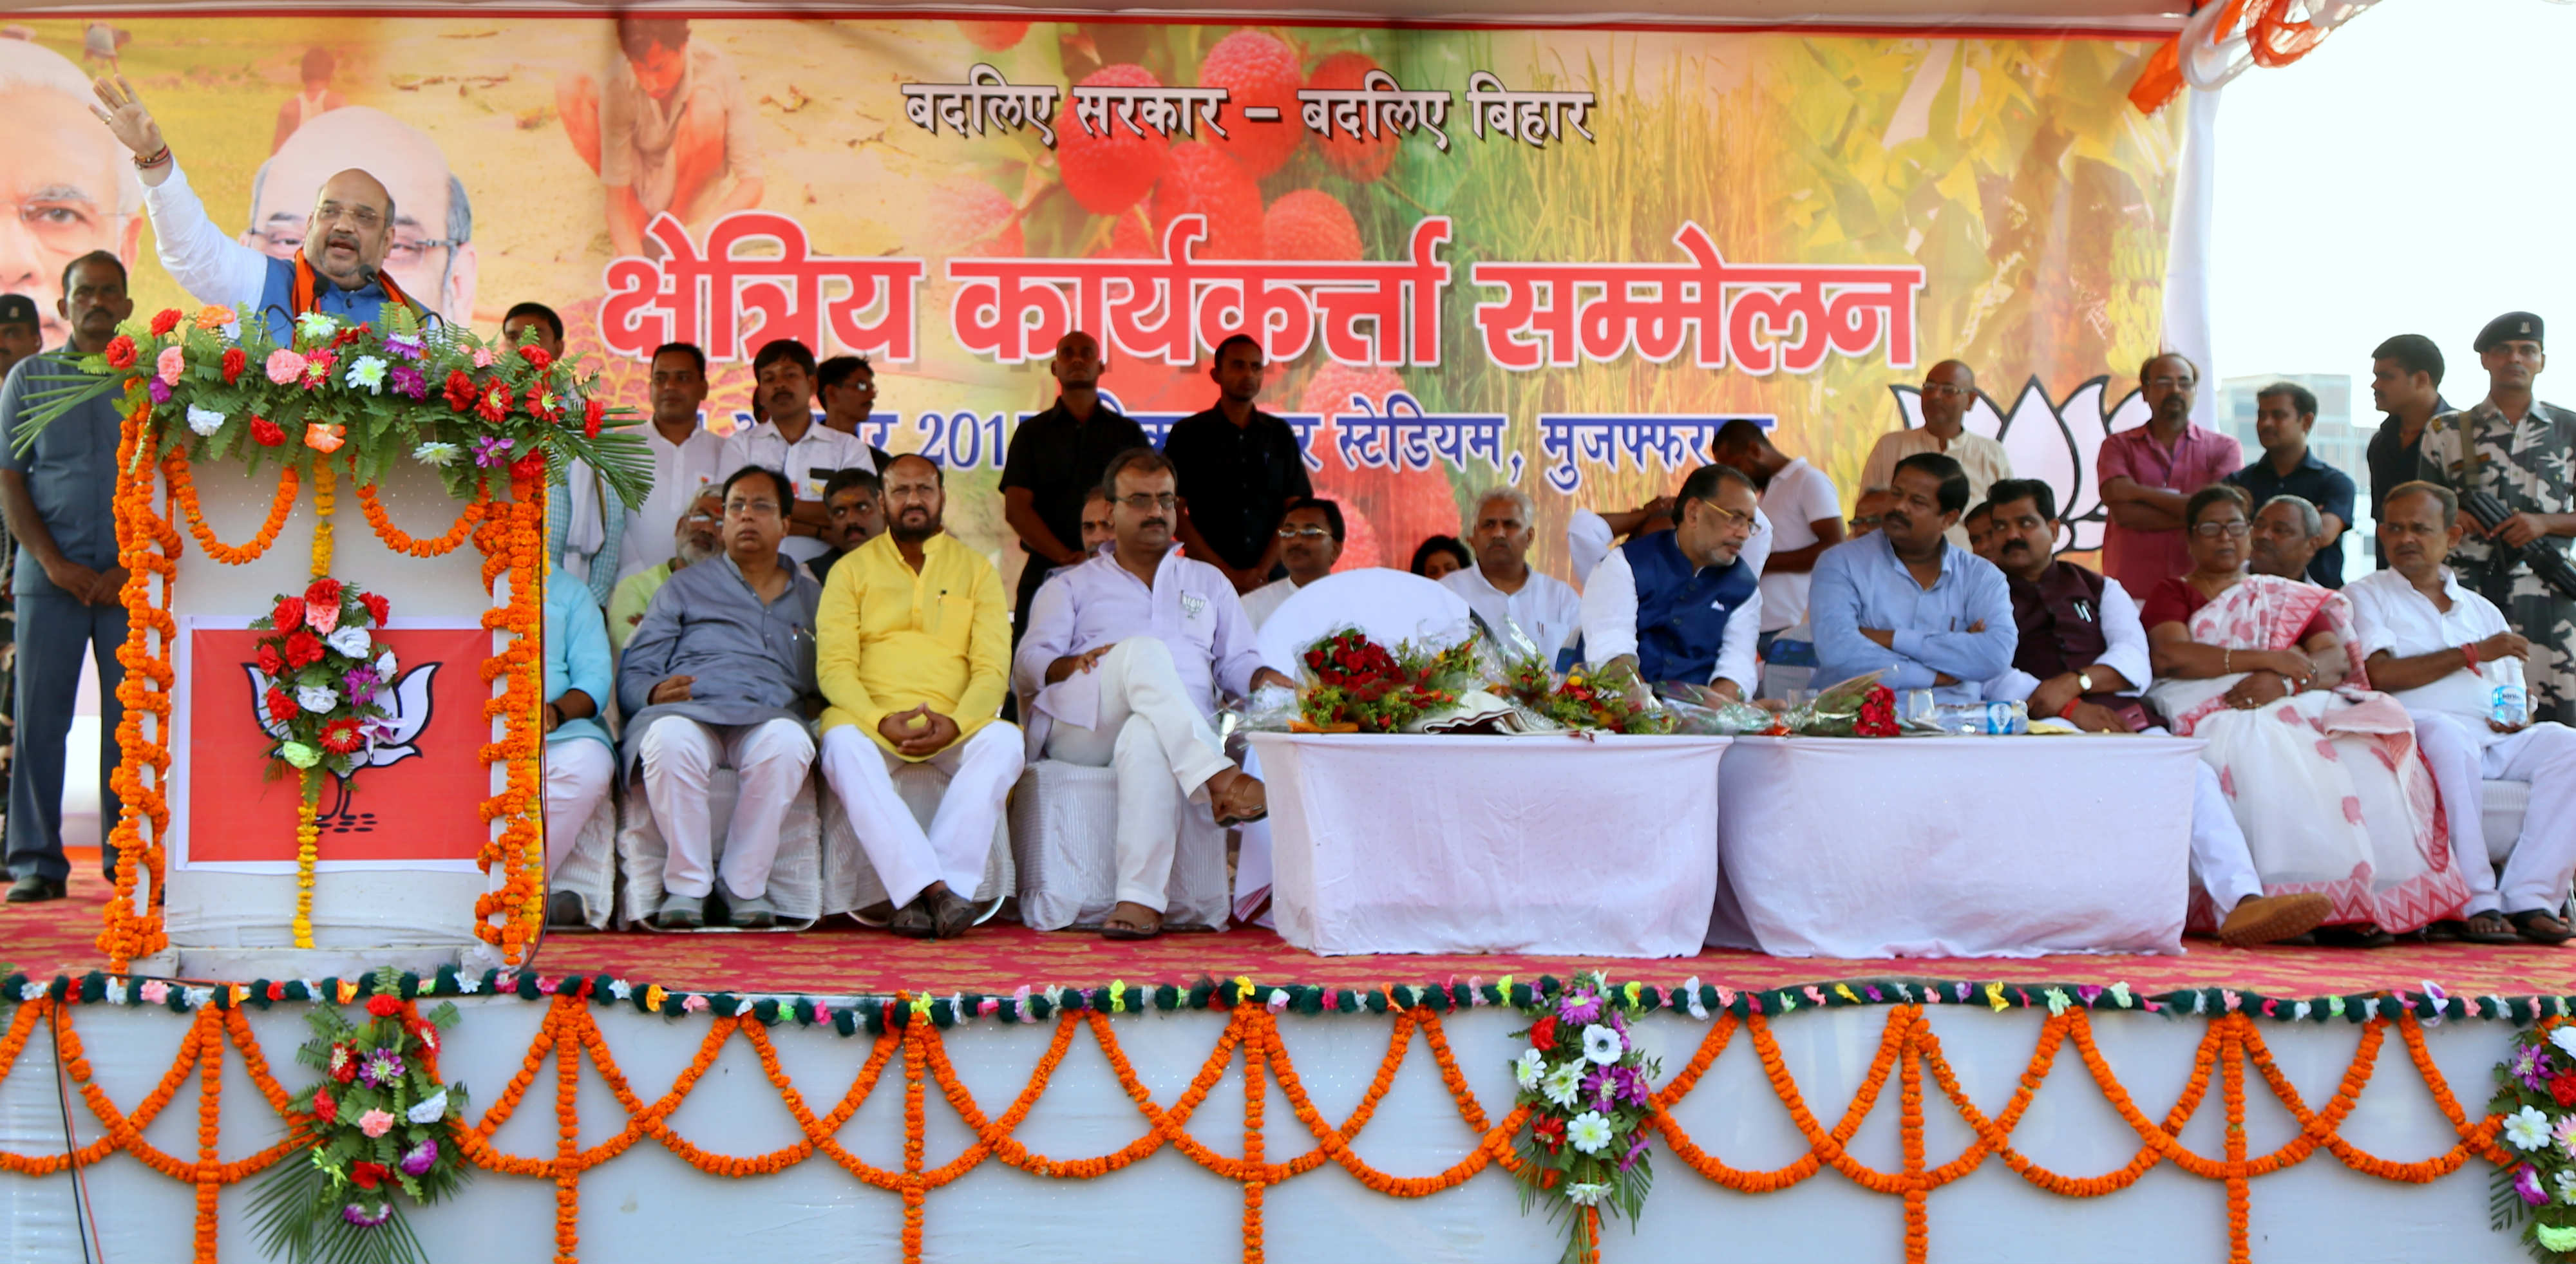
[1264,189,1361,261]
[1152,143,1266,260]
[1196,30,1305,180]
[1299,360,1462,567]
[928,178,1023,258]
[1057,64,1170,216]
[955,21,1030,51]
[1305,52,1401,184]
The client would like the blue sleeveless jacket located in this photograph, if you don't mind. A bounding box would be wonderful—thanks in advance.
[1622,529,1758,684]
[252,256,427,344]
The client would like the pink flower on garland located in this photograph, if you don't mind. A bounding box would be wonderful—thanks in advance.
[357,1108,395,1138]
[155,344,185,386]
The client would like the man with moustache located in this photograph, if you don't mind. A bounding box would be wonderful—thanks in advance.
[805,468,885,585]
[999,330,1149,647]
[1015,449,1290,939]
[0,41,139,351]
[719,338,869,567]
[1240,498,1344,630]
[1809,453,2017,704]
[1164,334,1314,595]
[2347,482,2576,945]
[2097,352,2242,598]
[815,455,1019,939]
[2226,382,2355,589]
[2246,496,2331,585]
[0,252,129,901]
[1579,464,1766,699]
[2362,335,2450,569]
[1861,359,2012,547]
[2420,312,2576,726]
[608,502,723,653]
[90,78,433,337]
[242,106,478,328]
[1964,502,2000,565]
[1446,487,1582,665]
[1709,419,1844,659]
[616,341,727,587]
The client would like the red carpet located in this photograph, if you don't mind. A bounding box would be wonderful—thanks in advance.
[8,882,2576,999]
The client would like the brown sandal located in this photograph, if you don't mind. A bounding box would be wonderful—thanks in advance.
[1208,769,1268,827]
[2510,909,2575,945]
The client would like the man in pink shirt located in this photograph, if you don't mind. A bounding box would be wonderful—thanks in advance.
[2096,352,2242,598]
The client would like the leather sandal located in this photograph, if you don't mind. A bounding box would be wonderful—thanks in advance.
[2461,911,2524,945]
[889,898,934,939]
[2509,909,2576,946]
[929,887,976,940]
[1209,771,1268,827]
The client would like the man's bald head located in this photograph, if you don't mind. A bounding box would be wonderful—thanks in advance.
[248,106,477,320]
[0,39,140,346]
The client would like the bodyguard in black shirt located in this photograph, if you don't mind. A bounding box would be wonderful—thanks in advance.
[998,330,1148,645]
[1162,334,1313,594]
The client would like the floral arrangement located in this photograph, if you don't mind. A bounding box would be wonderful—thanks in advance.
[2489,1024,2576,1259]
[1293,628,1479,732]
[1784,674,1901,737]
[1510,972,1658,1264]
[251,576,399,781]
[249,968,470,1264]
[1498,654,1674,735]
[21,302,649,509]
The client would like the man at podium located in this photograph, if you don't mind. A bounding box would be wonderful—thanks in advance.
[86,76,431,337]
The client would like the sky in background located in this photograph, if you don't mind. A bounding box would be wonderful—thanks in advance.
[2209,0,2576,397]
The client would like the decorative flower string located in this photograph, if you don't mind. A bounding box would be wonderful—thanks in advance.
[100,397,180,969]
[469,473,547,963]
[291,458,336,948]
[164,449,298,565]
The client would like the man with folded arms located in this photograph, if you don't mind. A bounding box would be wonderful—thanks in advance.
[617,466,821,930]
[1979,478,2329,946]
[2346,481,2576,945]
[815,455,1019,940]
[1015,449,1291,939]
[1240,498,1343,630]
[1809,453,2016,703]
[1578,463,1764,698]
[1447,486,1582,665]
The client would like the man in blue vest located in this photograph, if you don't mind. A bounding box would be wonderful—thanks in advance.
[1577,462,1765,699]
[88,75,430,339]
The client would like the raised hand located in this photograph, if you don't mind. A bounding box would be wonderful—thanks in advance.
[88,75,165,158]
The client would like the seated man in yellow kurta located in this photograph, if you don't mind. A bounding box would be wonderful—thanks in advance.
[813,454,1019,940]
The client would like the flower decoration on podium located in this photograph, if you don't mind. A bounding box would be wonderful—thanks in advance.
[2488,1024,2576,1261]
[1510,971,1659,1264]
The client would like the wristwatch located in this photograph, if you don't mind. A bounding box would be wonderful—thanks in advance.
[2075,669,2096,695]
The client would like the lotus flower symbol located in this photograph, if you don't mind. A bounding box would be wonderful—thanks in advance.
[243,663,439,832]
[1886,375,2154,553]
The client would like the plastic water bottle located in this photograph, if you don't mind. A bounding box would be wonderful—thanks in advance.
[1931,700,2029,735]
[2487,656,2530,729]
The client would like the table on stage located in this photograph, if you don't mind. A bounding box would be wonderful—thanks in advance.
[1705,734,2202,959]
[1247,731,1730,957]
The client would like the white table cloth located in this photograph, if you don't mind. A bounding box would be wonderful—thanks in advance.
[1706,735,2199,958]
[1249,731,1730,957]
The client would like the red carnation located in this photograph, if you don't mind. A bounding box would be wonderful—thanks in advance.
[321,717,365,755]
[272,596,305,631]
[518,343,553,372]
[305,578,343,608]
[365,994,403,1017]
[362,592,390,627]
[443,369,477,413]
[477,381,511,423]
[333,322,369,348]
[220,347,247,385]
[312,1085,337,1122]
[1533,1116,1566,1152]
[510,449,547,484]
[256,642,284,675]
[583,397,605,439]
[284,629,325,668]
[104,335,136,369]
[250,416,285,448]
[1530,1016,1557,1052]
[350,1161,387,1190]
[2553,1073,2576,1108]
[149,308,182,336]
[265,686,296,724]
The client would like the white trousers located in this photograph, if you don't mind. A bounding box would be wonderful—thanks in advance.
[543,739,616,872]
[2411,713,2576,916]
[818,722,1023,908]
[636,715,815,901]
[1041,637,1234,912]
[2190,760,2264,912]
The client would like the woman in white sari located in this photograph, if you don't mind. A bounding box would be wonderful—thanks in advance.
[2142,486,2467,943]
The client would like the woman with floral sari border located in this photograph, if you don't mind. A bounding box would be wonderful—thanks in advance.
[2142,484,2468,946]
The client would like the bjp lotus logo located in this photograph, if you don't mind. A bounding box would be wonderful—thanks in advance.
[1887,375,2154,553]
[242,662,441,832]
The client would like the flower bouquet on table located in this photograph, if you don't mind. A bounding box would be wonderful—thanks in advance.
[249,967,470,1264]
[2488,1025,2576,1260]
[1510,973,1660,1264]
[1495,653,1676,735]
[1781,671,1901,737]
[15,303,650,509]
[1651,681,1786,736]
[1289,627,1502,733]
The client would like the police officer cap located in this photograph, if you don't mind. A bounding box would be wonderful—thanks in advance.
[2476,311,2544,354]
[0,294,35,329]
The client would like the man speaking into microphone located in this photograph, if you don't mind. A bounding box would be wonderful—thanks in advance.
[86,75,431,337]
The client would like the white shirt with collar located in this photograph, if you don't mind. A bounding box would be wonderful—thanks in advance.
[619,423,728,585]
[1982,574,2153,705]
[1443,562,1582,661]
[2345,566,2510,742]
[1240,576,1303,630]
[717,417,872,562]
[1012,547,1264,759]
[1577,546,1763,693]
[1756,457,1841,632]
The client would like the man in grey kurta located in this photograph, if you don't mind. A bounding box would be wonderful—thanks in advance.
[617,466,820,928]
[2419,312,2576,726]
[0,254,132,903]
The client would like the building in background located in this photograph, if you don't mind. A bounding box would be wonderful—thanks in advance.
[2219,373,2368,574]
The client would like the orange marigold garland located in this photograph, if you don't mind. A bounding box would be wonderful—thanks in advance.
[471,473,547,963]
[101,395,179,970]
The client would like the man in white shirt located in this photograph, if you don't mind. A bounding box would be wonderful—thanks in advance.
[1241,498,1341,629]
[618,341,726,586]
[1861,359,2012,549]
[1709,420,1844,656]
[1446,486,1581,665]
[1014,449,1294,940]
[719,338,870,565]
[511,302,623,607]
[2345,480,2576,945]
[1579,464,1763,697]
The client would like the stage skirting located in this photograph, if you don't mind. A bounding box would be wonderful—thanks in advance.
[0,969,2537,1264]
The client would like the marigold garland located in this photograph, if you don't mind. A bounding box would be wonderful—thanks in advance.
[468,474,547,963]
[166,449,297,565]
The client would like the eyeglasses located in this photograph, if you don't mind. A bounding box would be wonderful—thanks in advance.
[1276,525,1331,539]
[312,200,384,229]
[255,229,457,267]
[2192,520,2251,538]
[1117,493,1177,511]
[724,498,782,518]
[1849,514,1883,529]
[1696,499,1755,530]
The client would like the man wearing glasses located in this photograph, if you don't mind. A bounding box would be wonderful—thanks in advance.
[1240,498,1344,630]
[0,41,140,351]
[91,79,457,336]
[1809,453,2018,705]
[617,467,822,930]
[2096,352,2242,601]
[1862,360,2012,548]
[240,107,477,327]
[1578,463,1766,701]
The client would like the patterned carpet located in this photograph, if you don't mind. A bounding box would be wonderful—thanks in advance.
[8,883,2576,999]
